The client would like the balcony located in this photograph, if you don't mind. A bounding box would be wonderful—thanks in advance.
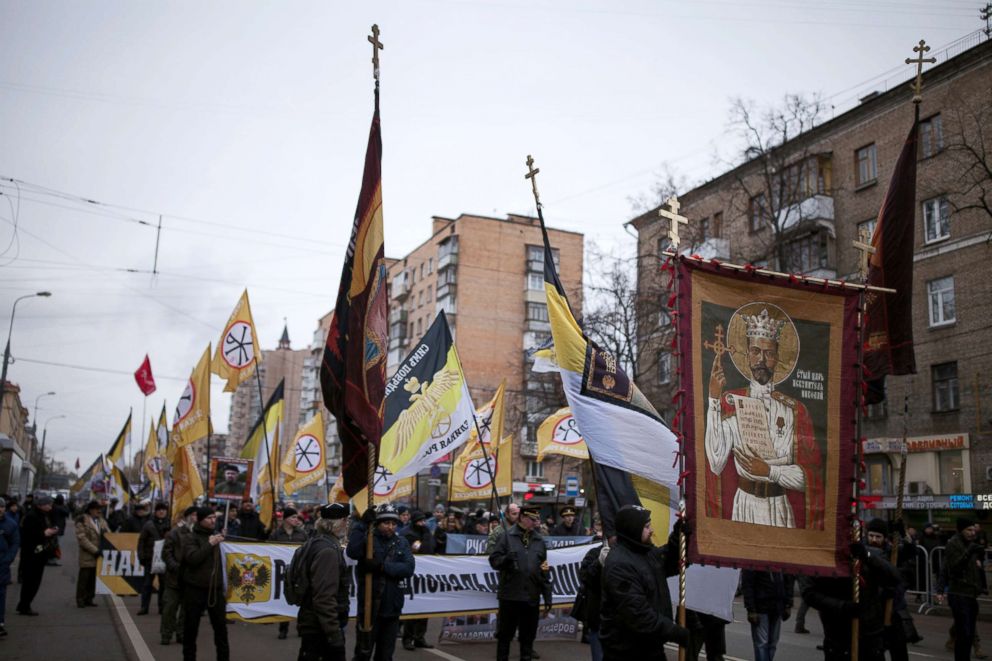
[524,289,546,304]
[776,194,835,233]
[436,281,457,300]
[387,335,408,352]
[391,278,410,301]
[389,307,408,325]
[438,252,459,270]
[526,318,551,332]
[519,440,538,458]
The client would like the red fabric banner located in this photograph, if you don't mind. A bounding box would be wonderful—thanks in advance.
[134,354,156,396]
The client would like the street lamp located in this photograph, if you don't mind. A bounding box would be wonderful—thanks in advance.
[0,291,53,403]
[38,414,66,490]
[32,391,56,434]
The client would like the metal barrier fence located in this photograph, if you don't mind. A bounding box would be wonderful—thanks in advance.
[904,544,992,614]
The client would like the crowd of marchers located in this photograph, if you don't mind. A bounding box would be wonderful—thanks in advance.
[0,493,988,661]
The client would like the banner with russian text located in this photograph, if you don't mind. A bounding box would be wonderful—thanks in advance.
[96,533,145,595]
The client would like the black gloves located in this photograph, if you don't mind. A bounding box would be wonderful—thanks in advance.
[669,624,692,648]
[849,542,868,562]
[361,508,377,526]
[358,557,383,574]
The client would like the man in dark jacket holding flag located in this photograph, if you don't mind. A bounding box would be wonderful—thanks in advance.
[489,503,553,661]
[599,505,691,660]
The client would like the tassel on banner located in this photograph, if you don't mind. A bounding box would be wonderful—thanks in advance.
[673,389,686,401]
[677,470,691,485]
[744,263,756,274]
[670,337,678,350]
[667,293,677,308]
[711,258,722,267]
[789,274,799,284]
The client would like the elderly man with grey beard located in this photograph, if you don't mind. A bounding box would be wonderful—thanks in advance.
[297,503,352,661]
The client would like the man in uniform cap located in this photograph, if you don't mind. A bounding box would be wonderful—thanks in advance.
[489,504,553,661]
[296,503,352,661]
[347,503,415,661]
[551,506,582,536]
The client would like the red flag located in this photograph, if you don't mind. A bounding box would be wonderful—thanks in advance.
[320,91,387,497]
[134,354,157,396]
[864,111,919,378]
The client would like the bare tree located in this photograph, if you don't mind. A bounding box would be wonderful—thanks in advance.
[942,87,992,230]
[725,94,832,269]
[627,164,689,215]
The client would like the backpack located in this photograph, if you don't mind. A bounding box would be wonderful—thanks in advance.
[285,536,330,606]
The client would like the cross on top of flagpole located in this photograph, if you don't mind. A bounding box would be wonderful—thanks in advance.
[525,154,542,209]
[368,24,384,83]
[852,226,877,281]
[906,39,936,104]
[658,195,689,250]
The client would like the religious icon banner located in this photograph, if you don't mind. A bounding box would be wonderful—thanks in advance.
[677,258,859,576]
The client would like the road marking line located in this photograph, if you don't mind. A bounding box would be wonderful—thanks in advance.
[425,647,470,661]
[110,594,157,661]
[908,652,939,658]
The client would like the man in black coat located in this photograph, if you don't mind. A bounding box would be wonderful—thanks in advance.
[488,503,553,661]
[741,569,795,661]
[271,507,308,640]
[401,510,436,651]
[347,503,415,661]
[180,507,228,661]
[297,503,351,661]
[238,499,266,540]
[551,506,583,536]
[160,505,196,646]
[599,505,691,661]
[16,494,59,615]
[123,501,151,533]
[798,541,900,661]
[137,502,171,616]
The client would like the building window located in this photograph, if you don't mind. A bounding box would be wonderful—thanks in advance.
[527,245,559,272]
[526,272,544,291]
[416,318,423,336]
[748,193,768,233]
[938,450,965,493]
[525,460,544,479]
[923,196,951,243]
[783,231,828,273]
[657,236,671,259]
[428,257,434,274]
[932,362,959,412]
[426,284,433,303]
[409,268,415,285]
[526,303,549,322]
[712,212,723,238]
[855,143,877,187]
[658,353,672,384]
[857,218,876,243]
[699,217,711,241]
[418,290,424,308]
[408,322,414,339]
[920,114,943,159]
[927,276,956,327]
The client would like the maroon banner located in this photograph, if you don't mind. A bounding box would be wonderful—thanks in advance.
[134,354,156,396]
[864,115,919,377]
[677,258,859,576]
[320,96,388,497]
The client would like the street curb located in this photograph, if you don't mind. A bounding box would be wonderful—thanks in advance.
[107,595,141,661]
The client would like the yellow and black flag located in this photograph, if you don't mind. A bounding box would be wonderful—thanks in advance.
[379,311,476,481]
[173,345,211,449]
[242,380,284,528]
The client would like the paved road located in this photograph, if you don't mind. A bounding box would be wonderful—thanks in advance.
[4,528,967,660]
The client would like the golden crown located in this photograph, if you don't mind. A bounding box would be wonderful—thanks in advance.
[742,308,785,342]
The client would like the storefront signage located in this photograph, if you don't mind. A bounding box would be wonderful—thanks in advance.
[863,433,969,454]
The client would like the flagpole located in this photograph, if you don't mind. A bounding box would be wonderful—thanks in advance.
[851,287,867,661]
[252,368,278,531]
[672,250,688,661]
[553,455,566,516]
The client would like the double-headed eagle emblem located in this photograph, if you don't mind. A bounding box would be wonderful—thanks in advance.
[227,555,270,604]
[387,368,460,462]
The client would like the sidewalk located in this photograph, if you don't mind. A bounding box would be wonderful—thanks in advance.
[2,522,129,661]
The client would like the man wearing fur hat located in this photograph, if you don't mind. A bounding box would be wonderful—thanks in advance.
[489,503,553,661]
[297,503,351,661]
[945,517,984,661]
[705,306,824,529]
[347,503,415,661]
[599,504,690,659]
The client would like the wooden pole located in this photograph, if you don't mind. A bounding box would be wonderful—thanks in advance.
[884,395,910,625]
[362,443,375,634]
[851,289,868,659]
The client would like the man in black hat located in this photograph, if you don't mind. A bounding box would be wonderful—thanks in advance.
[160,505,197,646]
[215,464,245,496]
[137,502,171,616]
[401,510,436,651]
[489,503,553,661]
[181,507,228,661]
[347,503,415,661]
[599,504,690,659]
[297,503,351,661]
[945,517,984,661]
[551,506,582,536]
[16,494,59,616]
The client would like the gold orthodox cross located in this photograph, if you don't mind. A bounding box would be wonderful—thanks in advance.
[853,226,876,281]
[704,324,730,360]
[658,195,688,250]
[906,39,936,104]
[525,154,542,208]
[368,24,384,82]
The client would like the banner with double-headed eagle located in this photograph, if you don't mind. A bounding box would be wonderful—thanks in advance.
[212,290,262,392]
[677,258,859,576]
[379,311,476,481]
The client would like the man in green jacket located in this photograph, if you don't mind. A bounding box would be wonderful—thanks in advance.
[945,517,984,661]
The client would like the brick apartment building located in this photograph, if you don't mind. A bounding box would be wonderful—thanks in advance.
[630,35,992,527]
[384,213,584,508]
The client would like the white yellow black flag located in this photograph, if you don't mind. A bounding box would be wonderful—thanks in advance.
[212,290,262,392]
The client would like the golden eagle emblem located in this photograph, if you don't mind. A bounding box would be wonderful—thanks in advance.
[387,367,461,463]
[226,554,271,604]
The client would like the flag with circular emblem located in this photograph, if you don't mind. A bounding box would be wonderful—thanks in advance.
[536,407,589,462]
[281,411,327,495]
[173,345,212,449]
[212,290,262,392]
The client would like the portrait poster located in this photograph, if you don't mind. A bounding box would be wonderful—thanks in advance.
[209,456,253,502]
[677,259,858,576]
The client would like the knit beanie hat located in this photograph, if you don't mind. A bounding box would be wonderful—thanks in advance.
[195,506,214,522]
[283,507,299,518]
[957,517,976,532]
[614,505,651,544]
[867,518,888,535]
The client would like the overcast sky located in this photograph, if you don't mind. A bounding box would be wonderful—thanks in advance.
[0,1,981,473]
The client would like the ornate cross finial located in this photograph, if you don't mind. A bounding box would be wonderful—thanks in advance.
[658,195,689,250]
[704,323,730,361]
[906,39,936,104]
[853,226,877,281]
[368,24,384,82]
[525,154,542,209]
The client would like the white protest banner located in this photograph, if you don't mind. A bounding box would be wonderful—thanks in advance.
[220,540,737,623]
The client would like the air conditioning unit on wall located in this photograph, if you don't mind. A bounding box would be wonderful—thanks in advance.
[985,465,992,480]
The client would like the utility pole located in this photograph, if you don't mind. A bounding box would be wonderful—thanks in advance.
[982,4,992,37]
